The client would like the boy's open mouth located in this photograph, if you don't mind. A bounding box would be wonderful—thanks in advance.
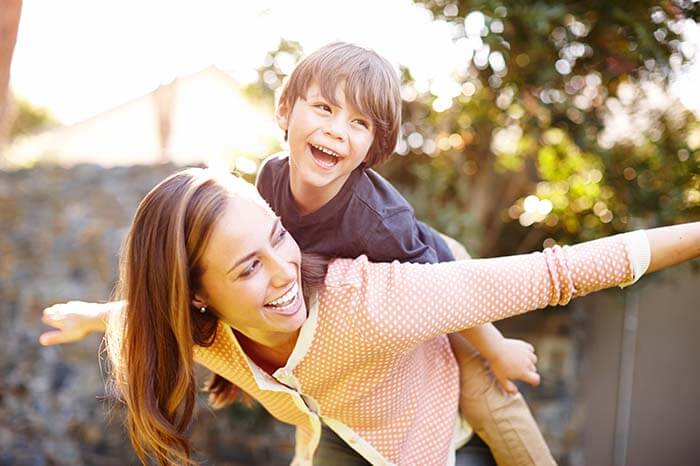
[309,143,340,169]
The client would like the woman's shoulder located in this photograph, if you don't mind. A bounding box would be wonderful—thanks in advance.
[324,255,370,289]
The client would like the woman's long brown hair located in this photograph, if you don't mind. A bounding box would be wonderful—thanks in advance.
[107,168,328,465]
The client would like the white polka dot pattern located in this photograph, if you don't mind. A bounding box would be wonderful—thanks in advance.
[194,234,634,465]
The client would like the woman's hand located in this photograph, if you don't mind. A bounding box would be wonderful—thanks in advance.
[39,300,110,345]
[487,338,540,395]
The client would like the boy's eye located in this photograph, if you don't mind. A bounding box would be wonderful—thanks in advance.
[315,103,331,113]
[353,119,370,129]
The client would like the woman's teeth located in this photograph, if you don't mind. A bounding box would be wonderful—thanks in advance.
[266,282,298,308]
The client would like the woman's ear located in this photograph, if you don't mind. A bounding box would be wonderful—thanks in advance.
[191,294,207,310]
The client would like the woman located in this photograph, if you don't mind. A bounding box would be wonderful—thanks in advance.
[41,168,700,465]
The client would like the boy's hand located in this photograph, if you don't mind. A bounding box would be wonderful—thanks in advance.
[39,301,107,346]
[487,338,540,395]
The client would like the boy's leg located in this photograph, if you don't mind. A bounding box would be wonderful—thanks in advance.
[448,333,557,466]
[313,426,371,465]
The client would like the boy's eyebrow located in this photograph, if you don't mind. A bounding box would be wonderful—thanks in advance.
[226,218,282,275]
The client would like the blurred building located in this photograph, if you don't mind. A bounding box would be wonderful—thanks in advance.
[5,66,278,168]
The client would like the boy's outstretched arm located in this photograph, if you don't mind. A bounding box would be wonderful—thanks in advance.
[457,325,540,395]
[39,300,123,345]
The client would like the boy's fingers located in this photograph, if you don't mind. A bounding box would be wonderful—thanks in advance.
[529,352,538,364]
[504,380,519,395]
[526,372,541,387]
[496,375,519,395]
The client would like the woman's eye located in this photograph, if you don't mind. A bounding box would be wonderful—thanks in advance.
[276,228,288,243]
[239,260,260,278]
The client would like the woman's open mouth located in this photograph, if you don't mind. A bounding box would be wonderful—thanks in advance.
[263,282,300,316]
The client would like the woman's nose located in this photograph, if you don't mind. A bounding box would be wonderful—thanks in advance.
[269,252,296,286]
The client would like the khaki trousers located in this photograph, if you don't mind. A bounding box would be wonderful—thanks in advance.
[449,333,557,466]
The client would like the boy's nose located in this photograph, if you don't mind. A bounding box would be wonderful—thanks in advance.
[324,118,347,141]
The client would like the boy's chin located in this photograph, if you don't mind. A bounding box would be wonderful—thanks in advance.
[297,171,339,189]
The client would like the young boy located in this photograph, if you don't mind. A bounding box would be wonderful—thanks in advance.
[258,42,555,465]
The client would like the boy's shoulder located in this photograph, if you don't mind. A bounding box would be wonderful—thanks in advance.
[257,151,289,181]
[351,167,414,220]
[344,168,452,263]
[255,152,289,198]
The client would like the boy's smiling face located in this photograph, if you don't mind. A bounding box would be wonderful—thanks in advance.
[277,82,375,211]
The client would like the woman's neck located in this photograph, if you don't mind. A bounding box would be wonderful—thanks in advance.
[234,329,299,374]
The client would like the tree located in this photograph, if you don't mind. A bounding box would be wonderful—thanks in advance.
[0,0,23,155]
[9,96,55,139]
[247,2,699,257]
[383,0,699,256]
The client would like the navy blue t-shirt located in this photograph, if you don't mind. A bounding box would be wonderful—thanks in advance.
[256,153,454,264]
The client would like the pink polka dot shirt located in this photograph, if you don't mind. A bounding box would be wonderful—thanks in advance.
[193,231,649,465]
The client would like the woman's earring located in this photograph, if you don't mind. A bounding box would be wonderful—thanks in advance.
[200,306,207,314]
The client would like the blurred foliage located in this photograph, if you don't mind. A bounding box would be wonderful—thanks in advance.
[242,39,304,108]
[387,0,700,256]
[250,2,699,257]
[9,96,56,139]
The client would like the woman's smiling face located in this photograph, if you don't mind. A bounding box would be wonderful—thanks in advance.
[195,195,306,347]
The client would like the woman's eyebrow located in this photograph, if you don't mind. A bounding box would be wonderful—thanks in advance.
[226,218,281,275]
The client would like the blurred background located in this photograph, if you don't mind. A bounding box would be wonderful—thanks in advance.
[1,1,699,465]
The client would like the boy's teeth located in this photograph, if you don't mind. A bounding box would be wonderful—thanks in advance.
[312,144,339,158]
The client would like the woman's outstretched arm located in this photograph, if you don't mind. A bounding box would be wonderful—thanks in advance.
[344,222,699,348]
[40,300,123,345]
[646,222,700,273]
[40,223,699,346]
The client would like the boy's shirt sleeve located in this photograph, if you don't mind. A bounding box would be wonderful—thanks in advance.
[360,209,453,264]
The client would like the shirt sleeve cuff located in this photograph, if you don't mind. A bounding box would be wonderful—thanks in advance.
[620,230,651,288]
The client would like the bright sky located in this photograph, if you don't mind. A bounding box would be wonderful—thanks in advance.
[11,0,461,124]
[10,0,700,124]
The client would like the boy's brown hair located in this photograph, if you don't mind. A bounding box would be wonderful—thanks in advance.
[278,42,402,167]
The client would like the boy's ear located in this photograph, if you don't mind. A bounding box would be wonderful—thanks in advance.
[275,101,290,131]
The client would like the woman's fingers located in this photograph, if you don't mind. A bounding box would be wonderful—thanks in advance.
[39,326,89,346]
[40,301,97,345]
[41,312,66,327]
[39,330,68,346]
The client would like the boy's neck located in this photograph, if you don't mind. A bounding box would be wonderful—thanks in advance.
[288,168,349,215]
